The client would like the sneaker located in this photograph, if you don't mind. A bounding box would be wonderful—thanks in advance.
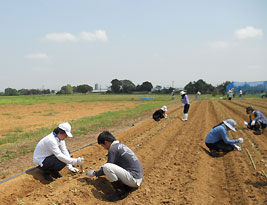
[253,130,262,135]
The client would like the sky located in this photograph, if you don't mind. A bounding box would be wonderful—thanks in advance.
[0,0,266,91]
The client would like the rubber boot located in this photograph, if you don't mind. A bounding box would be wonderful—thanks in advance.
[106,180,130,202]
[50,170,62,178]
[182,114,188,121]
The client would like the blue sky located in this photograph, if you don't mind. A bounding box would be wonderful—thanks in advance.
[0,0,266,91]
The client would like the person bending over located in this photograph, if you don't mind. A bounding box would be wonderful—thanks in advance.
[33,122,84,182]
[205,119,244,157]
[244,106,267,135]
[152,105,168,121]
[86,131,143,202]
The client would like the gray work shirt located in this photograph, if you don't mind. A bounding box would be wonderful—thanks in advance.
[95,141,143,179]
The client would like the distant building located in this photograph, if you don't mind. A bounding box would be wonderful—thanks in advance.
[95,83,99,90]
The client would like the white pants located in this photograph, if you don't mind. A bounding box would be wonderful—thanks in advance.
[103,163,143,188]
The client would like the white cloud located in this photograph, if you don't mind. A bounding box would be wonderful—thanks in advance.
[234,26,263,40]
[208,41,229,48]
[25,53,49,60]
[80,30,108,41]
[44,33,77,41]
[44,30,108,42]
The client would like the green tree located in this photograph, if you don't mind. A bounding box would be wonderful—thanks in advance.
[137,81,153,92]
[59,84,73,94]
[111,79,122,93]
[75,84,93,93]
[216,81,231,95]
[4,88,18,96]
[184,79,215,94]
[121,80,136,93]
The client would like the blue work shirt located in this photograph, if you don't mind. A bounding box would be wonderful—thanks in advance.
[205,124,239,145]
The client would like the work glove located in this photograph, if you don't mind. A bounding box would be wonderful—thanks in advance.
[69,167,79,173]
[234,144,242,151]
[243,121,248,126]
[164,114,168,119]
[76,157,84,165]
[181,103,184,107]
[86,170,95,177]
[251,120,256,126]
[238,138,244,144]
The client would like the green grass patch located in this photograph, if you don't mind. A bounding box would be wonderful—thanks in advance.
[0,94,173,105]
[0,100,172,162]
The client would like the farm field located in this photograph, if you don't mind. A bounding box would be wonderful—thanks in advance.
[0,98,266,204]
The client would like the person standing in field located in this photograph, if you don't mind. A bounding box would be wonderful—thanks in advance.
[86,131,143,202]
[205,119,244,157]
[152,105,168,121]
[227,89,234,100]
[33,122,84,182]
[244,106,267,135]
[239,89,243,99]
[180,91,190,121]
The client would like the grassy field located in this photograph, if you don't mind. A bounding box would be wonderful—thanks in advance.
[0,94,175,163]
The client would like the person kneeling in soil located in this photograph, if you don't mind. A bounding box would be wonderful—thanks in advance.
[86,131,143,202]
[205,119,244,157]
[244,106,267,135]
[152,105,168,121]
[33,122,84,182]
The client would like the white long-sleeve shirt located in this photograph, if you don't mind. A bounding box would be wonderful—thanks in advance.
[33,132,78,167]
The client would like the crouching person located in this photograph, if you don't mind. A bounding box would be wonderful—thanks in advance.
[205,119,244,157]
[152,105,168,121]
[33,122,84,182]
[86,131,143,202]
[244,106,267,135]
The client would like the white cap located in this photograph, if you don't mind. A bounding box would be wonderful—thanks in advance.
[180,91,186,95]
[58,122,73,137]
[161,105,167,112]
[223,119,237,132]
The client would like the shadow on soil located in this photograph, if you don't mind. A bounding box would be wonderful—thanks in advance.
[244,180,267,188]
[200,146,227,158]
[26,168,51,184]
[78,177,113,202]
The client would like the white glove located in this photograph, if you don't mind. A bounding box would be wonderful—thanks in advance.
[243,121,248,126]
[86,170,95,177]
[251,120,256,126]
[76,157,84,165]
[181,103,184,107]
[234,144,242,151]
[238,138,244,144]
[164,114,168,119]
[69,167,79,173]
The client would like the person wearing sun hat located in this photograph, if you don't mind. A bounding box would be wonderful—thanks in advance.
[180,90,190,121]
[152,105,168,121]
[33,122,84,182]
[205,119,244,157]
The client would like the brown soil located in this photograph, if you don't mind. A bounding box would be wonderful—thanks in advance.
[0,99,266,204]
[0,101,142,136]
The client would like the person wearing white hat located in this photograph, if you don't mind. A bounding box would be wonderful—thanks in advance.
[33,122,84,182]
[152,105,168,121]
[180,91,190,121]
[205,119,244,157]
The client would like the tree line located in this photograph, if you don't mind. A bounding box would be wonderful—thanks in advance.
[0,79,231,96]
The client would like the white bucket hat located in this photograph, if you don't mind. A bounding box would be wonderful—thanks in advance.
[223,119,237,132]
[180,91,186,95]
[58,122,73,137]
[161,105,167,112]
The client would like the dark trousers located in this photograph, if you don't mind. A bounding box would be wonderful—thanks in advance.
[206,140,234,153]
[38,155,66,173]
[184,104,190,114]
[247,121,266,131]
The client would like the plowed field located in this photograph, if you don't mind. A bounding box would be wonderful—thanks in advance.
[0,99,266,204]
